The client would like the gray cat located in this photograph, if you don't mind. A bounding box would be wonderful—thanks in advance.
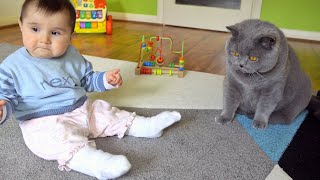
[215,19,312,129]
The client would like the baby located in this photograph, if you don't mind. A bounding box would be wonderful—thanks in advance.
[0,0,181,179]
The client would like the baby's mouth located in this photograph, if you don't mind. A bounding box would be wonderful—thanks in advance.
[38,47,50,50]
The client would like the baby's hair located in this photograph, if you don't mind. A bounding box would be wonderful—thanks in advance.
[20,0,76,33]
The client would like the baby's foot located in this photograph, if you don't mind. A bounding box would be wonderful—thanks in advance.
[126,111,181,138]
[67,146,131,179]
[99,155,131,179]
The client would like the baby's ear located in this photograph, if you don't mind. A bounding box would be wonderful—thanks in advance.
[71,31,76,40]
[226,26,239,37]
[18,19,23,31]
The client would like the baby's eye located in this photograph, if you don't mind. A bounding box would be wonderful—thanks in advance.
[32,27,39,32]
[249,56,257,61]
[52,31,61,36]
[232,51,239,57]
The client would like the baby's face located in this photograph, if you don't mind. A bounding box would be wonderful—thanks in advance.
[19,4,74,58]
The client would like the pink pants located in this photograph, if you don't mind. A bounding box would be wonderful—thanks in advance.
[19,99,135,170]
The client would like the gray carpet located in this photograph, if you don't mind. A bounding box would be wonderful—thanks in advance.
[1,108,273,180]
[0,43,274,179]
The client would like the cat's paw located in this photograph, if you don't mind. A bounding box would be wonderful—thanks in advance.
[253,120,268,130]
[215,115,232,124]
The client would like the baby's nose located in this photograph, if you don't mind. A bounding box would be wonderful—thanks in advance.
[40,33,51,44]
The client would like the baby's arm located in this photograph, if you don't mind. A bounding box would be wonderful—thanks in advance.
[0,100,6,122]
[81,58,122,92]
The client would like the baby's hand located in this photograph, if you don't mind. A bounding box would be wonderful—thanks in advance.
[106,69,123,87]
[0,100,6,119]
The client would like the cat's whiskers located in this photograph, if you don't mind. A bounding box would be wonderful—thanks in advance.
[249,72,266,84]
[248,73,257,82]
[254,71,266,82]
[250,73,259,83]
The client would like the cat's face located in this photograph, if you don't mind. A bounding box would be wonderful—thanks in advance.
[226,20,282,76]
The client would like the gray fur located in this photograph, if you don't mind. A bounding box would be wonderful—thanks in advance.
[215,19,312,129]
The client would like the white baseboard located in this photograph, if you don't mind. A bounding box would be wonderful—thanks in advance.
[109,12,162,24]
[281,28,320,41]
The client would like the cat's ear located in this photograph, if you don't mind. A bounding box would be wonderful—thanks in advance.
[259,36,276,50]
[226,26,239,37]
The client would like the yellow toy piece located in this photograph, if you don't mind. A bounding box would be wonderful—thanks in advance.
[70,0,112,34]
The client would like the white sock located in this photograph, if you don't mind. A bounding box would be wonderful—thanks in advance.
[126,111,181,138]
[67,146,131,180]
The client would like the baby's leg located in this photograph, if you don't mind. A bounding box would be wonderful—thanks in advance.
[126,111,181,138]
[88,100,181,138]
[67,145,131,180]
[19,102,131,180]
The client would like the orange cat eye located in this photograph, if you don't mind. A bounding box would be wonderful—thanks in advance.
[232,51,239,57]
[249,56,257,61]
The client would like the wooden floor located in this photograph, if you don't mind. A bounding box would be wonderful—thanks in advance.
[0,20,319,91]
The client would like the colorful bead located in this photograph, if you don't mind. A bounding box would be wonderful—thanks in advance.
[149,54,155,60]
[179,60,184,66]
[141,67,152,74]
[157,56,164,64]
[143,61,155,66]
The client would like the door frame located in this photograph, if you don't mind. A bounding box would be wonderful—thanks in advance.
[157,0,263,32]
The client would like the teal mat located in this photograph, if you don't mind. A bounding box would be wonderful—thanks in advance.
[236,110,308,162]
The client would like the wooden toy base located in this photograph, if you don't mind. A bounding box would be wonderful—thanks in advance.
[135,65,184,78]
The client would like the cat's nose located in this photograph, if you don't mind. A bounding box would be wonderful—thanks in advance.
[239,64,244,68]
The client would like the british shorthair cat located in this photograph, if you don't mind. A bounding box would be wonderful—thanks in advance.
[215,19,312,129]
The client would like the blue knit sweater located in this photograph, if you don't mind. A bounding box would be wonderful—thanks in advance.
[0,45,112,123]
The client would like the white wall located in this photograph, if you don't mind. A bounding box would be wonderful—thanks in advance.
[0,0,24,26]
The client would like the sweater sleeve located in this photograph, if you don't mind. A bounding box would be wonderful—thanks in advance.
[80,58,109,92]
[0,66,18,123]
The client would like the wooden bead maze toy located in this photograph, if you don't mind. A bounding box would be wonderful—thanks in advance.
[70,0,112,34]
[135,35,185,78]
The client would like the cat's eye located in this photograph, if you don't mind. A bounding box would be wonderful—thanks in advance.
[232,51,239,57]
[249,56,257,61]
